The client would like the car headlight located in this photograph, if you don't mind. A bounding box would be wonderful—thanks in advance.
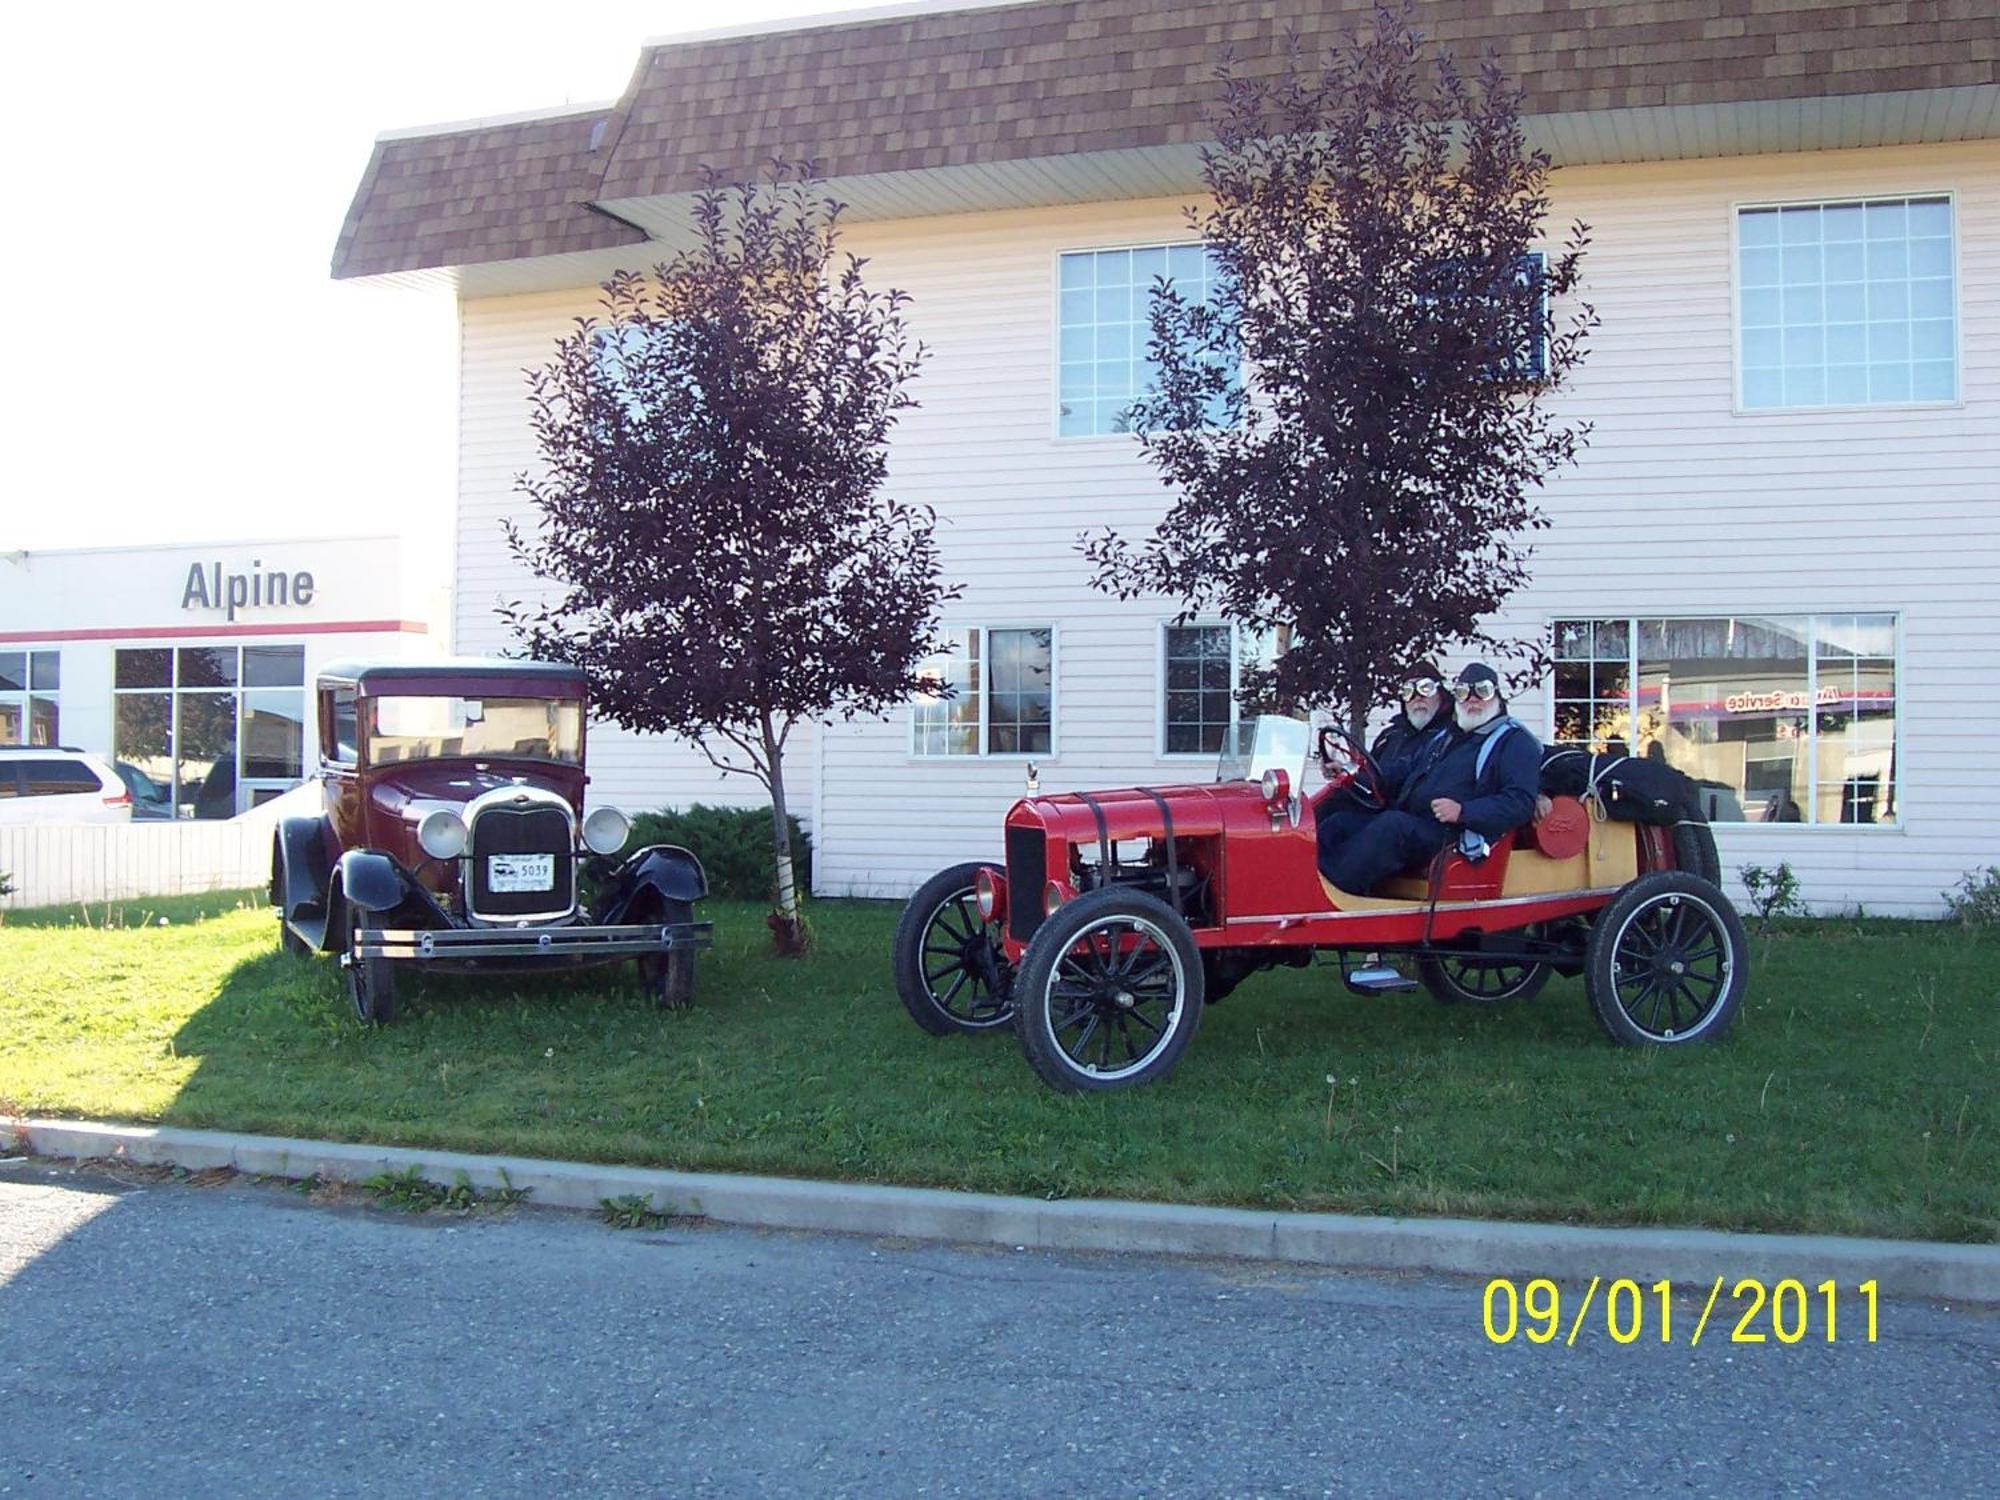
[418,809,468,861]
[582,806,631,856]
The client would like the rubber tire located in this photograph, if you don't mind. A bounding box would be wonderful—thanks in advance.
[271,839,311,956]
[1417,955,1552,1006]
[1012,887,1204,1094]
[1584,871,1748,1047]
[1672,821,1722,886]
[639,899,697,1010]
[342,894,398,1026]
[893,862,1015,1036]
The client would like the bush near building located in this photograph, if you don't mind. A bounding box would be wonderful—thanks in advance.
[625,805,812,904]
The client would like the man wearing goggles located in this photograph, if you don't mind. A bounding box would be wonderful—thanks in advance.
[1374,659,1451,761]
[1317,662,1543,896]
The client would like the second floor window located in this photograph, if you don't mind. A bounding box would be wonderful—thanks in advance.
[1058,244,1231,437]
[1738,195,1956,410]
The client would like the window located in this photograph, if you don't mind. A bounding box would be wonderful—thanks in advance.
[1058,244,1233,436]
[1738,195,1956,409]
[0,649,60,745]
[1552,615,1898,826]
[20,760,101,797]
[1161,624,1238,756]
[1422,251,1548,382]
[913,627,1053,756]
[113,644,306,818]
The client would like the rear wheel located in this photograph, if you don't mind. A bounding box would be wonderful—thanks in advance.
[1672,821,1722,885]
[1013,889,1203,1093]
[341,895,398,1026]
[1584,872,1747,1047]
[1417,953,1551,1005]
[893,862,1014,1035]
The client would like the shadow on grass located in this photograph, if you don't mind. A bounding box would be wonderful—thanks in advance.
[37,896,1995,1243]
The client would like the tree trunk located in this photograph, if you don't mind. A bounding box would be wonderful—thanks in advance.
[761,713,808,955]
[1347,688,1370,750]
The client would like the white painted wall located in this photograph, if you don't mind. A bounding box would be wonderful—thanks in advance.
[457,139,2000,916]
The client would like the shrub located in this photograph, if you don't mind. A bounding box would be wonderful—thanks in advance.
[626,804,812,903]
[0,869,12,899]
[1739,861,1805,933]
[1942,865,2000,928]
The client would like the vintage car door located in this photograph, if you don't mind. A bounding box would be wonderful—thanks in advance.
[318,681,364,853]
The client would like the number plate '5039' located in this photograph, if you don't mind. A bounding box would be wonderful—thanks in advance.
[488,853,555,893]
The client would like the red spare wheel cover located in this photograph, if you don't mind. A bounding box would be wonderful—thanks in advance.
[1532,796,1591,860]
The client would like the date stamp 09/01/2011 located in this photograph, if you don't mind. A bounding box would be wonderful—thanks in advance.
[1481,1277,1881,1348]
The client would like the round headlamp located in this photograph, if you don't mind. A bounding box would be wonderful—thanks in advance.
[417,809,468,861]
[975,866,1006,923]
[582,806,632,856]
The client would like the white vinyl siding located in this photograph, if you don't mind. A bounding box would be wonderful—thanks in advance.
[456,140,2000,913]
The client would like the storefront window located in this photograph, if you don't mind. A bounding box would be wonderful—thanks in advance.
[113,644,305,817]
[1552,615,1898,826]
[1,649,61,745]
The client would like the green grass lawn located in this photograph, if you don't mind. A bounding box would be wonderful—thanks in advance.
[1,889,1993,1241]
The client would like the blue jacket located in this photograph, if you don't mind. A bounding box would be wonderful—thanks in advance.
[1378,717,1543,841]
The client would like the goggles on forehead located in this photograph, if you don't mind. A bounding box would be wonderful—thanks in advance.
[1400,677,1442,701]
[1453,680,1501,703]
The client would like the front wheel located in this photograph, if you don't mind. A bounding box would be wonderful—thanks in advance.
[341,895,398,1026]
[1584,872,1748,1047]
[893,862,1014,1035]
[1013,888,1203,1093]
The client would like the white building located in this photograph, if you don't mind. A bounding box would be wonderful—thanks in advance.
[0,537,440,817]
[334,0,2000,916]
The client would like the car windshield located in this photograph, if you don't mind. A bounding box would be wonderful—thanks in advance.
[1215,714,1310,786]
[366,695,582,767]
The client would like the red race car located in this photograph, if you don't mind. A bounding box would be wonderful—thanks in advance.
[893,715,1748,1093]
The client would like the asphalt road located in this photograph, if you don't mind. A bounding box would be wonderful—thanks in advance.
[1,1162,1995,1499]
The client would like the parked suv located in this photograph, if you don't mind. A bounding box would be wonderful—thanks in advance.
[0,747,134,824]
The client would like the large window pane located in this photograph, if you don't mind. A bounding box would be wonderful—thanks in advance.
[177,694,238,819]
[1636,617,1810,823]
[29,697,58,746]
[30,651,58,691]
[243,691,306,780]
[988,628,1052,755]
[0,653,22,692]
[116,694,175,800]
[1815,615,1897,825]
[1739,195,1955,410]
[177,647,238,689]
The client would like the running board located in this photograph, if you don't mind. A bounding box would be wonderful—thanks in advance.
[1344,964,1420,996]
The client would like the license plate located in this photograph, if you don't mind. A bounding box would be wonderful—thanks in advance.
[487,853,555,893]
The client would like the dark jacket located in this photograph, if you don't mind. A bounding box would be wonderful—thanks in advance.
[1370,710,1445,763]
[1380,717,1543,841]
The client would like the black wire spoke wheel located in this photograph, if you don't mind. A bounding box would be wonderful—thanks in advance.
[893,862,1016,1035]
[1014,888,1204,1093]
[1417,948,1552,1005]
[342,898,398,1027]
[1584,872,1748,1047]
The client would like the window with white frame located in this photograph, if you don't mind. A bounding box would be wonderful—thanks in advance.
[1738,195,1956,410]
[913,627,1053,756]
[1058,244,1233,437]
[1553,615,1898,826]
[1159,623,1275,756]
[113,644,307,818]
[0,650,59,745]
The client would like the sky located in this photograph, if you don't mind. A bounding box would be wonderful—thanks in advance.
[0,0,845,556]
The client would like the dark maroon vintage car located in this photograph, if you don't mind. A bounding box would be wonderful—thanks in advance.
[271,658,710,1024]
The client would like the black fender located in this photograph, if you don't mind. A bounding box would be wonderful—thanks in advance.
[334,850,413,915]
[595,844,708,923]
[273,817,334,950]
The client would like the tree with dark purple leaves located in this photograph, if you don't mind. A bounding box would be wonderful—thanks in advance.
[1083,4,1597,740]
[505,165,956,951]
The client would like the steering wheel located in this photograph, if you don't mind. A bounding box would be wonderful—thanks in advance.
[1316,724,1388,810]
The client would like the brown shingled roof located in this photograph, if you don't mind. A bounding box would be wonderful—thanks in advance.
[333,108,645,280]
[333,0,2000,280]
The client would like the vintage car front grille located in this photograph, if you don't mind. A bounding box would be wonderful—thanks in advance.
[1005,823,1047,946]
[467,802,576,920]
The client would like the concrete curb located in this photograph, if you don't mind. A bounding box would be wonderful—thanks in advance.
[6,1118,1996,1303]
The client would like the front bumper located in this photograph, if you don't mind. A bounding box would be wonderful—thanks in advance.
[355,921,713,963]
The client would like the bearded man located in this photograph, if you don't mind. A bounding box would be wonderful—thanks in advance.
[1316,663,1543,896]
[1369,660,1451,761]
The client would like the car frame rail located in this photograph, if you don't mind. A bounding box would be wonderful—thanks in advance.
[354,922,713,962]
